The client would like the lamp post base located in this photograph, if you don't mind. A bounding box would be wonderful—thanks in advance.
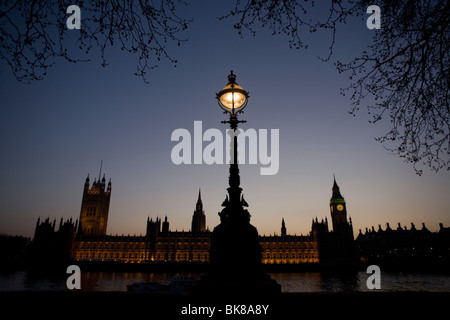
[195,207,281,295]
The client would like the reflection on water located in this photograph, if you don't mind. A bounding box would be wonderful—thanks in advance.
[271,272,362,292]
[270,272,450,292]
[81,272,194,291]
[1,271,450,292]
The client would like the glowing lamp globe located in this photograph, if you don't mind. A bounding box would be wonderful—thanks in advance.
[217,71,249,114]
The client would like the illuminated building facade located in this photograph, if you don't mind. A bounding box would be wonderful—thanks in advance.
[78,173,111,236]
[34,174,357,265]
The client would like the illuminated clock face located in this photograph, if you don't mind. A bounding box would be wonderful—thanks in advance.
[337,204,344,211]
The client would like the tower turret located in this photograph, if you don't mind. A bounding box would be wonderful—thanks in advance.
[196,189,203,212]
[192,189,206,233]
[78,170,111,236]
[162,215,169,235]
[84,174,90,192]
[281,218,287,237]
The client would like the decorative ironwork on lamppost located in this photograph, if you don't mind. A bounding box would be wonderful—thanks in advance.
[196,71,280,294]
[216,70,249,130]
[216,70,250,223]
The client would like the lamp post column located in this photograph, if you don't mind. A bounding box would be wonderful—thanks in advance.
[227,129,242,212]
[195,71,281,294]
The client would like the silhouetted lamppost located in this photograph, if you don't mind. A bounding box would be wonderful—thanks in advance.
[206,71,274,286]
[216,71,250,223]
[195,71,280,294]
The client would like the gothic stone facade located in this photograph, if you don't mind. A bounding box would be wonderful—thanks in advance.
[35,175,355,265]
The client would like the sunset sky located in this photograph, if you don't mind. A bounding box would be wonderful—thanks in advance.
[1,1,449,239]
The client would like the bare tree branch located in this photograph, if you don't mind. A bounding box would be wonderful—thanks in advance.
[219,0,321,50]
[338,0,450,174]
[1,0,449,174]
[223,0,450,174]
[0,0,191,83]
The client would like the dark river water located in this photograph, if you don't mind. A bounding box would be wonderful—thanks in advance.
[1,271,450,292]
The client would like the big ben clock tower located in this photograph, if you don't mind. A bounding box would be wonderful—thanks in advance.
[328,176,355,263]
[330,176,349,234]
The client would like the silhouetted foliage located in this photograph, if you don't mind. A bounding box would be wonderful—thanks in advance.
[224,0,449,174]
[339,1,449,175]
[0,0,190,83]
[220,0,353,59]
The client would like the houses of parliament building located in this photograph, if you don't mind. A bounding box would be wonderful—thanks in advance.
[33,173,357,266]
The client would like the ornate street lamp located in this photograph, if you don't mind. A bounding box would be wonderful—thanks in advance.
[216,70,249,130]
[215,71,250,220]
[196,71,280,294]
[210,70,260,274]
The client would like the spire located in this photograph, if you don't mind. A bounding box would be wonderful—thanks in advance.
[196,188,203,212]
[84,174,90,191]
[192,189,206,233]
[332,176,343,199]
[332,175,339,192]
[98,160,103,182]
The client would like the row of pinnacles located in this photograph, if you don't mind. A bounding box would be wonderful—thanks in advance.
[31,217,78,269]
[146,189,207,239]
[357,222,444,239]
[356,222,450,269]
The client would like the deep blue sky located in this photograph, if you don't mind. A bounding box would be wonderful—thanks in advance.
[1,1,449,238]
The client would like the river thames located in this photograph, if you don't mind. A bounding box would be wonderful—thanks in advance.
[1,271,449,292]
